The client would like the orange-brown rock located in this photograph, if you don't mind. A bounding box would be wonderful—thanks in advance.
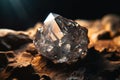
[0,14,120,80]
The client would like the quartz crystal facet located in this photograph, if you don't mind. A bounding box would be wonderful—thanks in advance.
[33,13,89,63]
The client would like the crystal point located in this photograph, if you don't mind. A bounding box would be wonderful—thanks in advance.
[44,13,59,23]
[34,13,89,63]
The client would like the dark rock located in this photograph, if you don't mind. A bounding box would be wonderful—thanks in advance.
[0,33,32,51]
[34,13,89,63]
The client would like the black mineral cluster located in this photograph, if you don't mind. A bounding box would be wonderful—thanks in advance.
[33,13,89,63]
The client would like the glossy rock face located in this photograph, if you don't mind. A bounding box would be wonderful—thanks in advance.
[33,13,89,63]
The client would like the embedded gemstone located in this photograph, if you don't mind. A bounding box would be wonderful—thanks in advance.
[33,13,89,63]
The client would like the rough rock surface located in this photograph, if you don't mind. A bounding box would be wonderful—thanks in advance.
[33,13,89,64]
[0,14,120,80]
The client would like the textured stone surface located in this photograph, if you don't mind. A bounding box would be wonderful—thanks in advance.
[0,14,120,80]
[33,13,89,63]
[0,29,32,51]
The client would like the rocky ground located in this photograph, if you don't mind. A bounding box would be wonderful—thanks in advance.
[0,14,120,80]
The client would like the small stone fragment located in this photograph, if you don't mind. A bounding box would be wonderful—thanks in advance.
[33,13,89,63]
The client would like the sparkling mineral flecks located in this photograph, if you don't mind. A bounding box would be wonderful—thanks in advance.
[33,13,89,63]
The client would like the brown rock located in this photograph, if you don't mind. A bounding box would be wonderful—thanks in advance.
[0,14,120,80]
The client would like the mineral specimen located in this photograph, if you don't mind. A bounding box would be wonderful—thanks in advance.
[33,13,89,63]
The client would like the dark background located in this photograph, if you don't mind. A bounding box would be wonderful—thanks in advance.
[0,0,120,30]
